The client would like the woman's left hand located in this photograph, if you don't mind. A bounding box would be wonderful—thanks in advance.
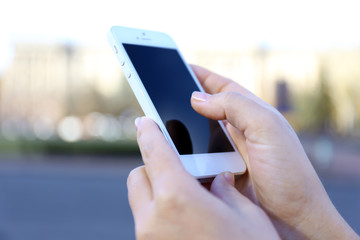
[127,117,279,240]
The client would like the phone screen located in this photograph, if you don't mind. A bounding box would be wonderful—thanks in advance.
[123,44,234,155]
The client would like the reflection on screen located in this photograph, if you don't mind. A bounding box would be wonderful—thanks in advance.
[123,44,234,154]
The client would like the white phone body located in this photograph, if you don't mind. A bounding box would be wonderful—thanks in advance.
[108,26,246,180]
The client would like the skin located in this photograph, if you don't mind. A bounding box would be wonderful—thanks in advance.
[127,65,359,239]
[129,117,280,240]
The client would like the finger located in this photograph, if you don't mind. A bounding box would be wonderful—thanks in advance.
[135,117,192,192]
[234,173,259,205]
[211,172,254,211]
[127,166,152,219]
[191,91,279,137]
[191,64,265,106]
[225,122,247,157]
[225,122,252,170]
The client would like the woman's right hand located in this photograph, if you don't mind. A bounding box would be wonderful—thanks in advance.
[191,65,358,240]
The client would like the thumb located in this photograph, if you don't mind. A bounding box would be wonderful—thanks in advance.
[191,91,282,138]
[211,172,252,210]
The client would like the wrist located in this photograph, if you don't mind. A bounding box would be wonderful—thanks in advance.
[295,192,358,240]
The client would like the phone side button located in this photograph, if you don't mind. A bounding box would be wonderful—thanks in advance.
[122,66,132,79]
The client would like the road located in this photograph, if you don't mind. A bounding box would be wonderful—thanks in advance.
[0,156,359,240]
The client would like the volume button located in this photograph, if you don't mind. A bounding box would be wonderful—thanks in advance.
[113,46,125,66]
[122,65,132,79]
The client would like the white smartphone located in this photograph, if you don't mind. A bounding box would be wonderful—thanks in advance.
[108,26,246,180]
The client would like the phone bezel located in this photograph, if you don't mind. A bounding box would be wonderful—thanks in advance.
[108,26,246,179]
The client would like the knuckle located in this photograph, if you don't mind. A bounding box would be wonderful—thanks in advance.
[223,91,240,102]
[262,108,283,128]
[135,220,156,240]
[222,91,245,120]
[156,188,187,214]
[137,231,154,240]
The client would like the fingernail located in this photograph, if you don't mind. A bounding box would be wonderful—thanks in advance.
[192,91,210,102]
[223,172,235,186]
[134,117,141,130]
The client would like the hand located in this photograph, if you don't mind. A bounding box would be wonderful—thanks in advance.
[190,65,359,239]
[128,117,280,240]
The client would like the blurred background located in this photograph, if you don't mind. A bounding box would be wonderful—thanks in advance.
[0,0,359,239]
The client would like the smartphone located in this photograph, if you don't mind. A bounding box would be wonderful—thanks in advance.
[108,26,246,180]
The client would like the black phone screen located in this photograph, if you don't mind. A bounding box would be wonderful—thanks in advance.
[123,44,234,155]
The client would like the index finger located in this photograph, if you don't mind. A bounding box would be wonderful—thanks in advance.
[136,117,192,192]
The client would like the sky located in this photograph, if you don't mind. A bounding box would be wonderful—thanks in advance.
[1,0,360,72]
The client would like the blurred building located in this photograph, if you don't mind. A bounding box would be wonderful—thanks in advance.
[0,43,140,142]
[191,48,319,104]
[191,48,360,134]
[0,42,359,142]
